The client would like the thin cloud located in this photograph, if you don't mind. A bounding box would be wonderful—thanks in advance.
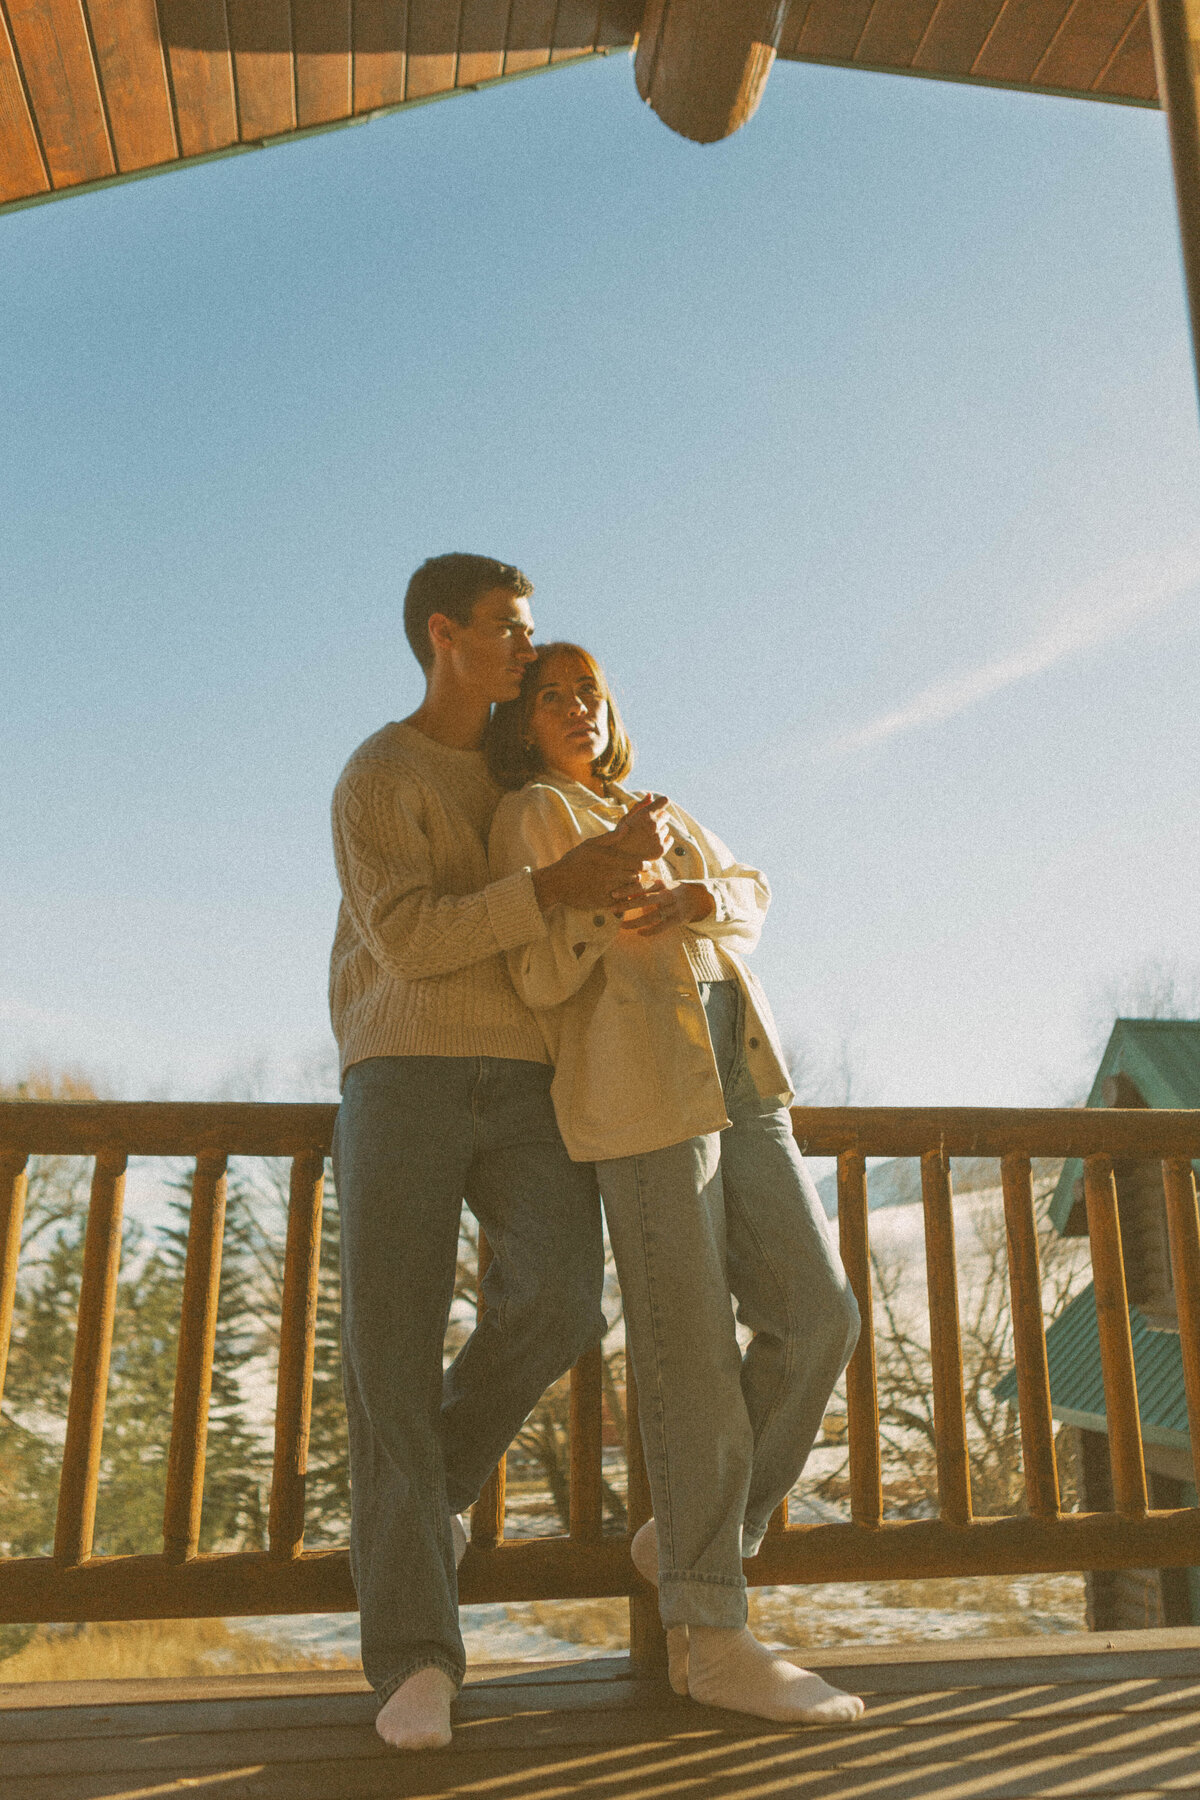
[828,541,1200,756]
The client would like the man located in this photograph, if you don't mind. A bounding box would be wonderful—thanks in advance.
[329,553,667,1751]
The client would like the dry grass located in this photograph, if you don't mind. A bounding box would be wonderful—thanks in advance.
[512,1597,630,1648]
[0,1617,358,1684]
[500,1573,1087,1656]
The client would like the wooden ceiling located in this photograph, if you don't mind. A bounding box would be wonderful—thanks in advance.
[0,0,1158,216]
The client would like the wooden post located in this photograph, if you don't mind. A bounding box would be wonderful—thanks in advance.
[569,1344,604,1542]
[162,1154,228,1562]
[1162,1158,1200,1494]
[0,1154,28,1411]
[1084,1155,1148,1517]
[470,1231,506,1549]
[54,1153,127,1567]
[838,1150,883,1527]
[1148,0,1200,402]
[625,1364,668,1678]
[1000,1154,1060,1519]
[921,1150,973,1528]
[635,0,788,143]
[267,1151,325,1561]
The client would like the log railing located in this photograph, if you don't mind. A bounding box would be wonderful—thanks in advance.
[1,1102,1199,1671]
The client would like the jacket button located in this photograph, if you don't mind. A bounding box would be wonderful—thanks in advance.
[674,844,686,856]
[593,914,606,928]
[748,1036,760,1049]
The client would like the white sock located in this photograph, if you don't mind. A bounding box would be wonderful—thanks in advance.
[688,1626,865,1725]
[451,1512,468,1568]
[375,1666,456,1750]
[630,1518,689,1697]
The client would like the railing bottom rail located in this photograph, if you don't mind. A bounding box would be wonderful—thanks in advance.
[3,1509,1200,1625]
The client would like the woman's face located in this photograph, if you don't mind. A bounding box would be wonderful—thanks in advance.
[526,652,611,783]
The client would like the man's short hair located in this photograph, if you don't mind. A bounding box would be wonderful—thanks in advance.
[403,554,533,671]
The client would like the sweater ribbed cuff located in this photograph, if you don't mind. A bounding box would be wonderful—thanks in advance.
[485,867,548,951]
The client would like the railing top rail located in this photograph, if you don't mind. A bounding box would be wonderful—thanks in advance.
[790,1106,1200,1159]
[1,1099,1198,1160]
[0,1102,339,1157]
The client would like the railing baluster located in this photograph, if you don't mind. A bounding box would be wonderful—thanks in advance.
[470,1230,506,1549]
[1000,1153,1060,1519]
[625,1362,667,1676]
[0,1153,28,1409]
[268,1150,325,1561]
[838,1150,882,1527]
[1084,1154,1147,1517]
[921,1149,972,1527]
[569,1343,604,1541]
[766,1498,788,1534]
[54,1152,127,1567]
[1162,1157,1200,1495]
[162,1153,228,1562]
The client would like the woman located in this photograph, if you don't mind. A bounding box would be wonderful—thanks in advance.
[485,643,864,1727]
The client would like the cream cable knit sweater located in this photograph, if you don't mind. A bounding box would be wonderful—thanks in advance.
[329,722,550,1080]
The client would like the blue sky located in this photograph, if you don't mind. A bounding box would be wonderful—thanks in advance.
[3,51,1198,1106]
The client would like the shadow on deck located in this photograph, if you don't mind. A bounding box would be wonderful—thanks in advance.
[5,1628,1200,1799]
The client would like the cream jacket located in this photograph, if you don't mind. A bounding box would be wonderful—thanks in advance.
[488,775,793,1162]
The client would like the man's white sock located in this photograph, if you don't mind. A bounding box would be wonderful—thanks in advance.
[688,1626,865,1725]
[451,1512,468,1568]
[630,1518,690,1697]
[375,1667,455,1751]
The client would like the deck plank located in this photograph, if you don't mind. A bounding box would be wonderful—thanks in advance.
[4,1636,1199,1800]
[9,1675,1200,1745]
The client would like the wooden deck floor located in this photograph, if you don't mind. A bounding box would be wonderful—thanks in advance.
[4,1628,1200,1799]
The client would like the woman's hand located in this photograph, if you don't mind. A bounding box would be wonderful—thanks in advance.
[609,794,673,862]
[613,878,716,936]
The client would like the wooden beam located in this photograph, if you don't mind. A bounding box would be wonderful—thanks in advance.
[0,2,52,202]
[5,0,114,185]
[469,1232,507,1551]
[922,1150,973,1527]
[635,0,789,143]
[54,1154,126,1568]
[162,1155,227,1563]
[1000,1154,1060,1520]
[8,1101,1200,1162]
[267,1153,325,1562]
[837,1151,883,1527]
[1084,1154,1148,1518]
[1148,0,1200,403]
[0,1154,28,1411]
[5,1507,1200,1623]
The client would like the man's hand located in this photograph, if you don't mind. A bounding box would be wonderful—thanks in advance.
[612,878,716,937]
[531,796,673,915]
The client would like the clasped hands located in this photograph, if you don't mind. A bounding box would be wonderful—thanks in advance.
[536,794,714,935]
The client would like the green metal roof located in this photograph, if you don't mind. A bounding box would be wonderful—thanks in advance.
[1048,1019,1200,1235]
[996,1281,1190,1449]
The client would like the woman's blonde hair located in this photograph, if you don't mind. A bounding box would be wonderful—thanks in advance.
[485,643,634,792]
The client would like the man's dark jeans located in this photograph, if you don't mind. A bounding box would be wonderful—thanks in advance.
[333,1055,605,1701]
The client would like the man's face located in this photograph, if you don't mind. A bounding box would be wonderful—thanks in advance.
[435,587,537,703]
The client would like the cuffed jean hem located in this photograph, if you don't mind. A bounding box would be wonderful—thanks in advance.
[375,1653,464,1705]
[658,1572,749,1630]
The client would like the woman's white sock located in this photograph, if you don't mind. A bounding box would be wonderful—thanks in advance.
[629,1519,689,1695]
[688,1626,865,1725]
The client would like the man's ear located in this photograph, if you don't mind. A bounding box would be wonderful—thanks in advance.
[427,611,456,658]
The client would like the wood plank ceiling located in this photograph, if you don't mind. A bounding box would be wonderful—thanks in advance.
[0,0,1159,215]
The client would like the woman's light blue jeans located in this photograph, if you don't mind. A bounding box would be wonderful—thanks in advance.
[597,981,860,1630]
[334,1055,606,1701]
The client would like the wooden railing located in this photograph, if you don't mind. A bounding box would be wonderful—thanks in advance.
[2,1102,1199,1672]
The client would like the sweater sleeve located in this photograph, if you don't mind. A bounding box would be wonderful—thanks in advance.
[674,804,772,959]
[489,787,622,1009]
[332,763,546,982]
